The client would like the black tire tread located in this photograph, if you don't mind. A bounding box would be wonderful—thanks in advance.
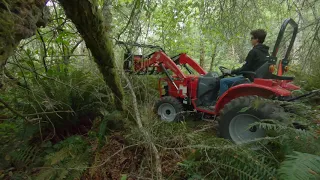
[154,96,184,121]
[218,95,284,142]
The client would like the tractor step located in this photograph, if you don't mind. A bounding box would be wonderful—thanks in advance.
[197,106,215,112]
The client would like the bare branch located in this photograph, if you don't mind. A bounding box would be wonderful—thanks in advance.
[37,29,48,72]
[0,97,28,121]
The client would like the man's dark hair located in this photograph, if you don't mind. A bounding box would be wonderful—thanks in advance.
[250,29,267,43]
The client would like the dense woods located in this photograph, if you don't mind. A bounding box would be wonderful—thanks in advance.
[0,0,319,179]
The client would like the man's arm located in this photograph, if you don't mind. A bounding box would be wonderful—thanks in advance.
[231,49,256,75]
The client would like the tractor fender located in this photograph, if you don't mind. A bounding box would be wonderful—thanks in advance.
[215,83,291,114]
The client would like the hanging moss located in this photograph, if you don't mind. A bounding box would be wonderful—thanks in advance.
[58,0,124,110]
[0,0,48,82]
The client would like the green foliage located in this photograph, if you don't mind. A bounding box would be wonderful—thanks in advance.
[123,95,320,179]
[10,145,39,167]
[1,0,320,179]
[176,131,319,179]
[0,122,21,169]
[98,117,108,146]
[177,139,278,179]
[127,75,159,103]
[278,151,320,180]
[35,136,90,180]
[4,68,114,140]
[167,101,320,179]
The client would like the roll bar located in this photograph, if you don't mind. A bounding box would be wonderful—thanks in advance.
[271,18,298,59]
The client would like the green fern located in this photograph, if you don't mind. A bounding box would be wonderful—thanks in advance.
[45,147,71,165]
[178,139,278,179]
[34,136,90,180]
[278,151,320,180]
[255,121,316,137]
[35,168,58,180]
[10,145,38,165]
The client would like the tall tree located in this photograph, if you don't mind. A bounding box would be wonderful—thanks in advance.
[48,0,125,110]
[0,0,124,110]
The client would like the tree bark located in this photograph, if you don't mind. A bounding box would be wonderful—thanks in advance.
[0,0,48,86]
[58,0,124,110]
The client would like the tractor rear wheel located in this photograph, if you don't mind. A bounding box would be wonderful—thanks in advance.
[154,96,184,122]
[218,96,283,144]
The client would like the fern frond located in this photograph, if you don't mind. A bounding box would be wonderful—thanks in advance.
[56,168,69,180]
[218,162,260,180]
[10,145,39,166]
[46,147,71,165]
[278,151,320,180]
[34,136,90,179]
[35,168,57,180]
[255,121,316,138]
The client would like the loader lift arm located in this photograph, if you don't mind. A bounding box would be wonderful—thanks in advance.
[132,50,187,90]
[139,51,187,80]
[171,53,207,75]
[117,40,207,76]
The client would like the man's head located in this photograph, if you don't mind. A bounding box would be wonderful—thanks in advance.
[250,29,267,46]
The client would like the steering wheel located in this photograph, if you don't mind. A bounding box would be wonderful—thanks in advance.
[219,66,230,75]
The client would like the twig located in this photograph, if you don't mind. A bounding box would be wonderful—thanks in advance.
[117,0,140,40]
[301,21,320,70]
[0,97,28,121]
[26,110,75,116]
[37,29,48,72]
[4,66,29,89]
[7,61,79,91]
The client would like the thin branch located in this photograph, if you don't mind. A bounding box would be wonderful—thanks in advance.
[301,21,320,70]
[70,40,83,54]
[64,39,84,61]
[37,29,48,72]
[7,61,79,91]
[117,0,140,40]
[26,110,75,116]
[0,97,28,121]
[4,67,29,90]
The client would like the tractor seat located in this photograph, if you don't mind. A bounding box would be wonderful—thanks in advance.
[239,61,294,81]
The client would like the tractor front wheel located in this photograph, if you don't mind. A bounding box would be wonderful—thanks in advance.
[154,96,184,122]
[218,96,283,144]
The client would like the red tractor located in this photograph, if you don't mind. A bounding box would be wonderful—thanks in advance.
[120,18,308,144]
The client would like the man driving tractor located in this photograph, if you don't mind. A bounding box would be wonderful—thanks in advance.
[121,18,305,143]
[218,29,270,97]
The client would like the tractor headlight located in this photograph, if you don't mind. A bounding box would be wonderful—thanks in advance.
[269,65,275,73]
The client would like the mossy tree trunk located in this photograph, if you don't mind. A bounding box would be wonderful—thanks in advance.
[58,0,124,111]
[0,0,48,86]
